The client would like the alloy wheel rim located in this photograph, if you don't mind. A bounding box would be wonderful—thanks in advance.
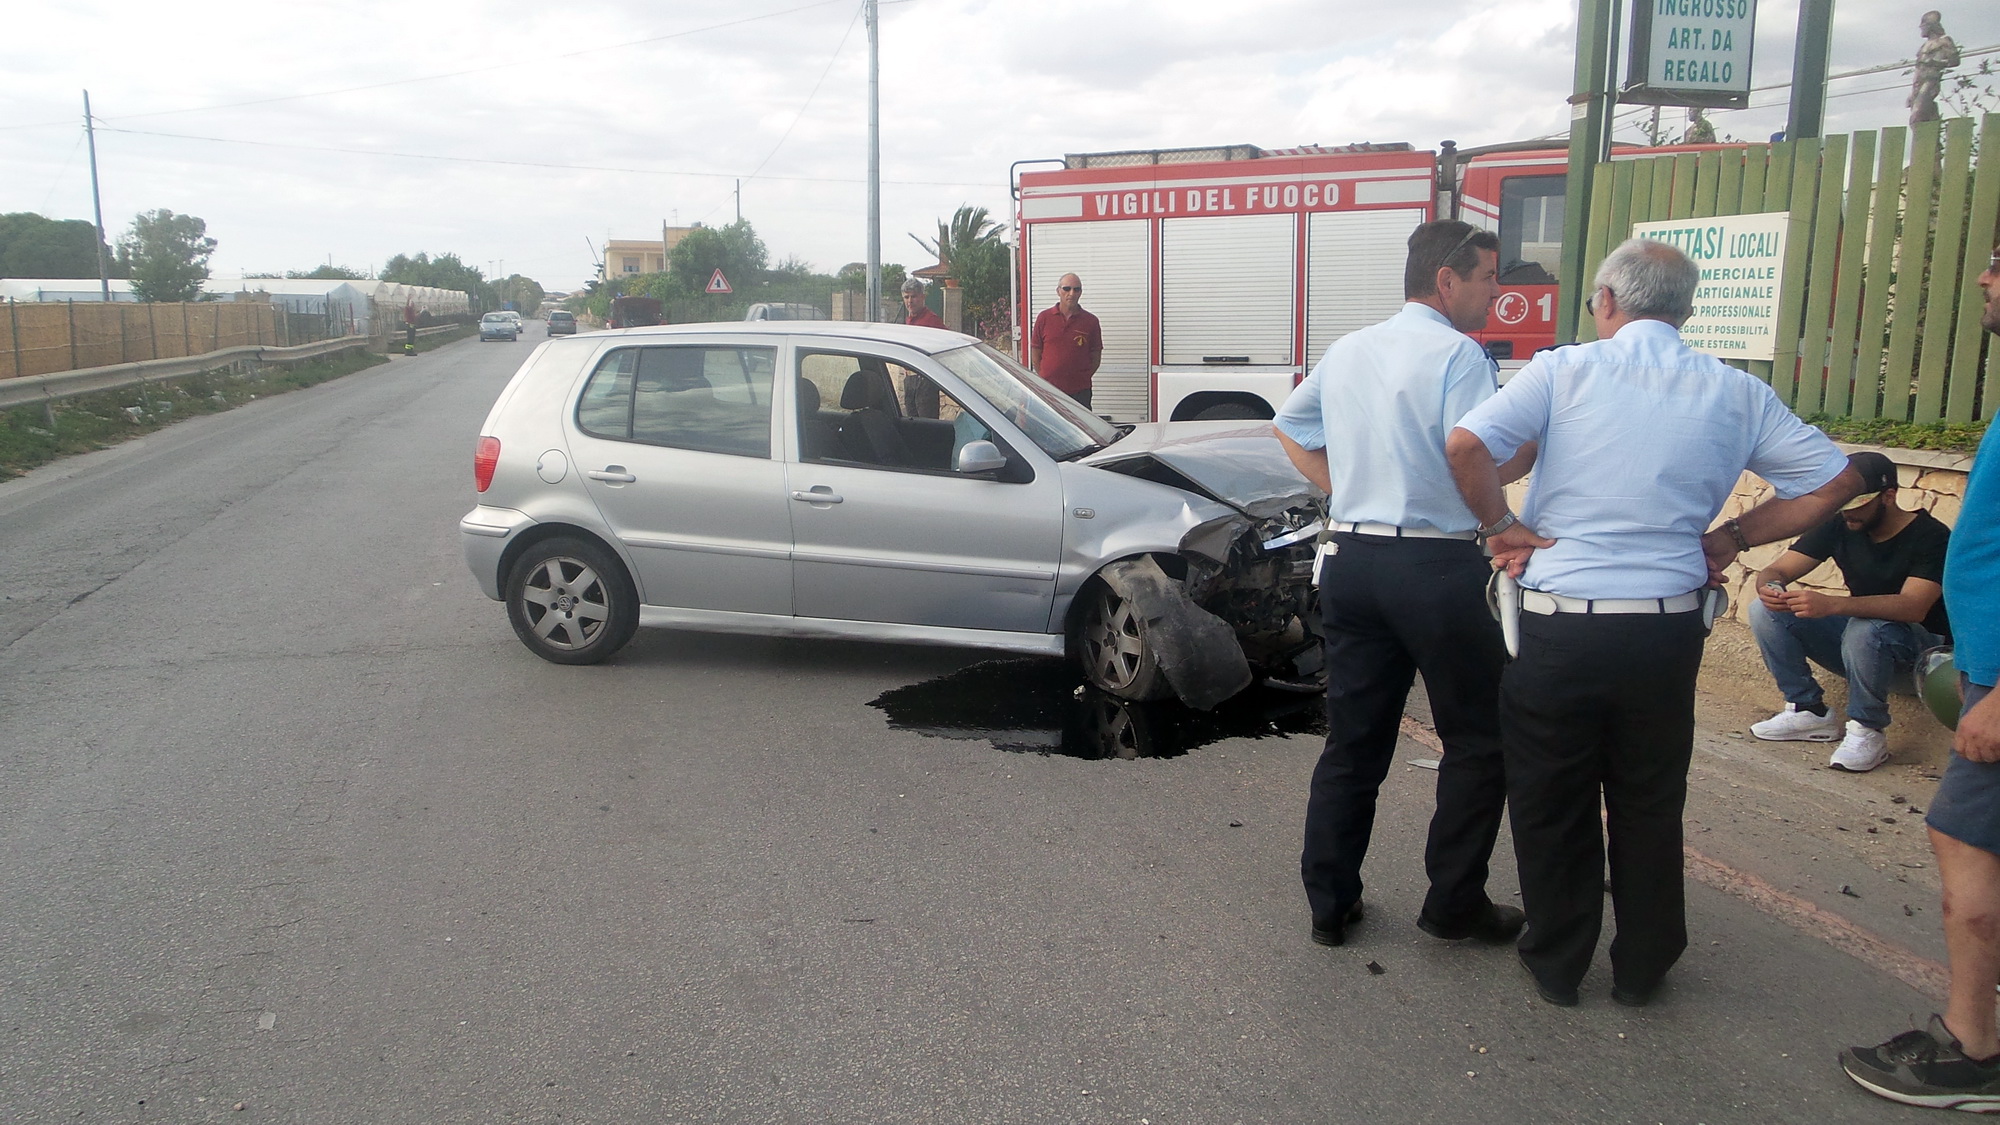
[1083,588,1147,690]
[520,557,610,650]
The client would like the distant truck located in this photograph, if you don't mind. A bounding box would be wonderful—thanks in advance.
[1012,139,1722,422]
[608,296,664,329]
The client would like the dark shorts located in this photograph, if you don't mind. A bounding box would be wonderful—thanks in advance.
[1927,678,2000,855]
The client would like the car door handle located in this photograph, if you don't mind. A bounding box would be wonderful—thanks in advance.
[588,468,637,483]
[790,488,843,504]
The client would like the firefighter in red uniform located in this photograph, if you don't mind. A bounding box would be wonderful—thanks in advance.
[1029,272,1102,409]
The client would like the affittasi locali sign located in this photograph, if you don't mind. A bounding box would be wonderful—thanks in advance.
[1631,211,1789,362]
[1621,0,1757,110]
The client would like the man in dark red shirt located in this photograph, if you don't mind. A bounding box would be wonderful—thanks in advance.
[1029,272,1102,408]
[901,280,946,329]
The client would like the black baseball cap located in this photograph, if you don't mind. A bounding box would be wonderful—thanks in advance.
[1840,451,1899,510]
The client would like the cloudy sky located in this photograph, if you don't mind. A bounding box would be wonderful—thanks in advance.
[4,1,1994,292]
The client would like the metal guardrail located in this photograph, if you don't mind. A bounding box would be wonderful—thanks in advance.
[0,330,457,412]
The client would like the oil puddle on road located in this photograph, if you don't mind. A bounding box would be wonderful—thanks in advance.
[869,658,1324,760]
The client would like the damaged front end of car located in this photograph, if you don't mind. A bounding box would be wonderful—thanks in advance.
[1081,423,1326,710]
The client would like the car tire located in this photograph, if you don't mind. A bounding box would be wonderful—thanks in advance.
[1078,581,1171,702]
[1193,402,1267,421]
[505,537,639,665]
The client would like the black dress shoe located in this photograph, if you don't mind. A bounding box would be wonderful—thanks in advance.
[1610,981,1657,1007]
[1417,903,1526,943]
[1310,901,1364,946]
[1519,954,1579,1007]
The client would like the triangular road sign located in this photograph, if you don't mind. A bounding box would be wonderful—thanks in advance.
[706,269,732,294]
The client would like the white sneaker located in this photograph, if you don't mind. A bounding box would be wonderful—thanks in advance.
[1751,703,1843,742]
[1829,721,1891,773]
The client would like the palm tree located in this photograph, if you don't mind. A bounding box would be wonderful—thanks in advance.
[909,205,1001,276]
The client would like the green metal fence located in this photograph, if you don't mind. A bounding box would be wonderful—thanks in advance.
[1570,112,2000,425]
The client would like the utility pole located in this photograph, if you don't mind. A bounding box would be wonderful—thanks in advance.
[865,0,881,322]
[83,90,111,302]
[734,179,741,225]
[1787,0,1835,141]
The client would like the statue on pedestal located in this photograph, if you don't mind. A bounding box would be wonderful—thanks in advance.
[1910,10,1962,125]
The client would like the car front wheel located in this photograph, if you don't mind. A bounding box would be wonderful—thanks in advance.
[505,537,639,664]
[1078,582,1170,701]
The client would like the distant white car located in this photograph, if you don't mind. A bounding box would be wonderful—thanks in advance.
[479,313,518,342]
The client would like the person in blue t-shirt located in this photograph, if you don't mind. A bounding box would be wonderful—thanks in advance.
[1843,245,2000,1109]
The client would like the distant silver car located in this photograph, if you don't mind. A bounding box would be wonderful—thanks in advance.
[460,323,1323,707]
[479,312,518,342]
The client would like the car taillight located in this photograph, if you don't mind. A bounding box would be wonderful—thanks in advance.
[474,436,501,492]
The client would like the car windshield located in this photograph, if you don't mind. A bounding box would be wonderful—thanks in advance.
[482,314,507,322]
[934,343,1122,460]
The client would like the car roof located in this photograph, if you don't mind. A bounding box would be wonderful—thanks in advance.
[595,320,977,353]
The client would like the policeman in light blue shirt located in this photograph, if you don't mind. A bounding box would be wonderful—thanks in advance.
[1447,237,1860,1008]
[1273,220,1537,952]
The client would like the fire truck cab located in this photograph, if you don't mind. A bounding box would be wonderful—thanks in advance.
[1013,141,1571,422]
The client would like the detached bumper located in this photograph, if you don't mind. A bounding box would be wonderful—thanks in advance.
[460,505,533,600]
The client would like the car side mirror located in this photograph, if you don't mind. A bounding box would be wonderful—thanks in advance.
[955,440,1008,475]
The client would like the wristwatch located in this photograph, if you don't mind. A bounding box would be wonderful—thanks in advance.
[1477,511,1518,540]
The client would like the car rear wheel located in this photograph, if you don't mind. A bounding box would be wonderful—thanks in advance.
[1079,582,1171,701]
[505,537,639,665]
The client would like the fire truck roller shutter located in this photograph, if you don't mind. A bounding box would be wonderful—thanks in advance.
[1160,213,1295,367]
[1025,219,1152,423]
[1305,208,1428,368]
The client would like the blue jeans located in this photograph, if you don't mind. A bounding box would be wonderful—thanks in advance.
[1746,599,1940,730]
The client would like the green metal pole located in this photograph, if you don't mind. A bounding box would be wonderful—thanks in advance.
[1558,0,1618,344]
[1787,0,1835,141]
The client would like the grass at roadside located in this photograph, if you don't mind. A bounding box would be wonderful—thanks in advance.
[0,348,391,481]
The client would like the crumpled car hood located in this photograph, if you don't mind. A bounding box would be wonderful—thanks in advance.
[1080,420,1320,518]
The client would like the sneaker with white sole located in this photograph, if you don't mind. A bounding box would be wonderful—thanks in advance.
[1828,720,1890,772]
[1751,703,1842,742]
[1841,1015,2000,1111]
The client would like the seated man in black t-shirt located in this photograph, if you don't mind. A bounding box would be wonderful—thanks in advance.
[1748,451,1952,772]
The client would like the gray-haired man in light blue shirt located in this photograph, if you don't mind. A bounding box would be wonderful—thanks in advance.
[1447,237,1863,1008]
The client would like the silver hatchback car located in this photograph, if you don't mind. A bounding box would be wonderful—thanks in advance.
[461,323,1324,708]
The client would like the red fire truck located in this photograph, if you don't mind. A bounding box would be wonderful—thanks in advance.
[1012,140,1588,422]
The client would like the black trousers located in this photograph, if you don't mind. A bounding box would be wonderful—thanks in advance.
[1301,533,1508,928]
[1501,610,1706,994]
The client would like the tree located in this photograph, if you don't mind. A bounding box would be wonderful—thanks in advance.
[909,205,1000,277]
[382,251,498,309]
[495,273,546,311]
[118,210,216,303]
[286,264,369,280]
[908,204,1010,328]
[668,219,769,297]
[769,253,816,279]
[0,213,118,278]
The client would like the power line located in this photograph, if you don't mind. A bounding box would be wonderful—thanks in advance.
[93,125,995,188]
[0,0,851,132]
[695,0,868,225]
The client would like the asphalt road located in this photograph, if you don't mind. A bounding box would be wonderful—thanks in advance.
[0,331,1944,1122]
